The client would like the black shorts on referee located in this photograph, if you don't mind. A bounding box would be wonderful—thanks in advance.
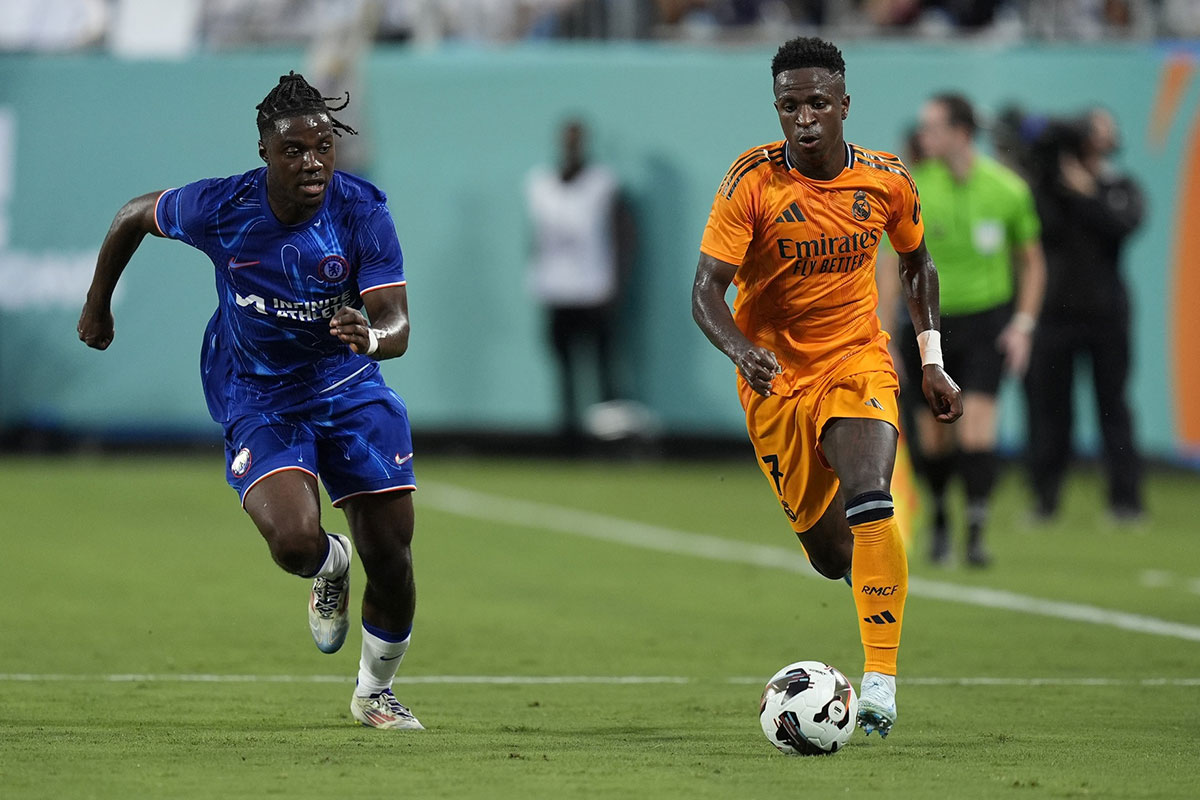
[898,303,1011,396]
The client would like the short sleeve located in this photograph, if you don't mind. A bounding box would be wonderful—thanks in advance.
[154,179,219,249]
[699,167,758,266]
[355,205,406,294]
[1008,180,1041,246]
[885,168,924,254]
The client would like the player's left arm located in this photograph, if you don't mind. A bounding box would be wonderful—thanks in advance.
[330,285,409,360]
[896,238,962,424]
[885,165,962,423]
[332,204,410,359]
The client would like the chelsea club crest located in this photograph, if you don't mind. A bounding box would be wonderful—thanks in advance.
[231,447,252,478]
[317,254,349,283]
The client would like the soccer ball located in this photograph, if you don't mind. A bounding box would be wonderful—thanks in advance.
[759,661,858,755]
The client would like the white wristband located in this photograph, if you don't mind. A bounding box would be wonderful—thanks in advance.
[365,327,381,356]
[1011,311,1036,334]
[917,329,943,368]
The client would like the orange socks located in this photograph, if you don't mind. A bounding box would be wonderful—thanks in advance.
[846,492,908,676]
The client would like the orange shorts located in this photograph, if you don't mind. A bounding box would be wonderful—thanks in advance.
[739,342,900,533]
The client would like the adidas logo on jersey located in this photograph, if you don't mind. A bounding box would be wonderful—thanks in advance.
[775,202,806,224]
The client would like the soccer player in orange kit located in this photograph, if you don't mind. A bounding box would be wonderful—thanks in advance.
[691,37,962,737]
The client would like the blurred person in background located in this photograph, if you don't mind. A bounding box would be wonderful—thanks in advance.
[1023,108,1145,523]
[0,0,109,51]
[78,72,424,731]
[526,118,635,443]
[896,93,1045,567]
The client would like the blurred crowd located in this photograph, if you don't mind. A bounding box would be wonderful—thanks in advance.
[4,0,1200,52]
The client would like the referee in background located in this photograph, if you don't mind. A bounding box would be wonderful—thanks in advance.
[891,93,1046,567]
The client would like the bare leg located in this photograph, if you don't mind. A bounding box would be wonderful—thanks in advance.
[341,490,416,633]
[821,418,898,498]
[822,418,908,693]
[795,490,853,580]
[243,469,327,576]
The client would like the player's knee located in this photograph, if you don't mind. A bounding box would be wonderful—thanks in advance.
[270,540,319,575]
[809,550,852,581]
[358,535,413,582]
[797,532,852,581]
[257,513,323,575]
[838,478,892,505]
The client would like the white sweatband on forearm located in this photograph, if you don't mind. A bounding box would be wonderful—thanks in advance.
[366,327,381,356]
[916,329,943,368]
[1011,311,1036,334]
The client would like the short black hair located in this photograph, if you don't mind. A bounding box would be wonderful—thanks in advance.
[256,71,357,139]
[771,37,846,79]
[930,93,978,137]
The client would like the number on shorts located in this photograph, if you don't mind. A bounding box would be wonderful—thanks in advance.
[780,499,798,523]
[761,453,784,495]
[762,453,796,522]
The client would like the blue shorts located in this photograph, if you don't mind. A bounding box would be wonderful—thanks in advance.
[223,373,416,508]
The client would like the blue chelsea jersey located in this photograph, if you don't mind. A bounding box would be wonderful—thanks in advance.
[155,168,406,423]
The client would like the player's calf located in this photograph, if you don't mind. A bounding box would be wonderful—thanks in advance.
[796,510,854,581]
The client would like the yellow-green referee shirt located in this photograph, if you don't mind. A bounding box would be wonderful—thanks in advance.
[911,154,1040,315]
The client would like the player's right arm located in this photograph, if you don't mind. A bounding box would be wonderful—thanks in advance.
[691,252,780,397]
[694,147,781,397]
[78,191,167,350]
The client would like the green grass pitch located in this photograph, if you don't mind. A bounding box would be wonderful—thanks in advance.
[2,454,1199,799]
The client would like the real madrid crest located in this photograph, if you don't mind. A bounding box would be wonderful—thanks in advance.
[852,190,871,221]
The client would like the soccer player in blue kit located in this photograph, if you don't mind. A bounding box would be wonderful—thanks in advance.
[78,73,423,730]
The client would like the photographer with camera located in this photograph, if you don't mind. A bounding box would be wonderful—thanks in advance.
[1024,108,1146,524]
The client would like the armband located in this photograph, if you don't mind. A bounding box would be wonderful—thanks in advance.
[366,327,382,356]
[917,329,943,368]
[1012,311,1036,334]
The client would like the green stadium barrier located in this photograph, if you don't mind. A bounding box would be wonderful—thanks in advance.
[0,43,1194,460]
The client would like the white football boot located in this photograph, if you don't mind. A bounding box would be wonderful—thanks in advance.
[857,671,897,738]
[350,688,425,730]
[308,534,352,654]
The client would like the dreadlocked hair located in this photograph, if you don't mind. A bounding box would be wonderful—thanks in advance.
[256,71,358,138]
[771,37,845,79]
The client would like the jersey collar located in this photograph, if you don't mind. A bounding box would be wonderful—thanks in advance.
[783,142,854,175]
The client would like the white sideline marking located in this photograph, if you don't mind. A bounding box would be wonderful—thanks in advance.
[418,483,1200,644]
[1140,569,1172,588]
[1137,570,1200,595]
[0,674,685,685]
[1,674,1198,687]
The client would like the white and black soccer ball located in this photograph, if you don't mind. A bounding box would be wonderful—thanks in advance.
[759,661,858,755]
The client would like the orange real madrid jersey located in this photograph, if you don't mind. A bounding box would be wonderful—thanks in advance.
[700,141,923,395]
